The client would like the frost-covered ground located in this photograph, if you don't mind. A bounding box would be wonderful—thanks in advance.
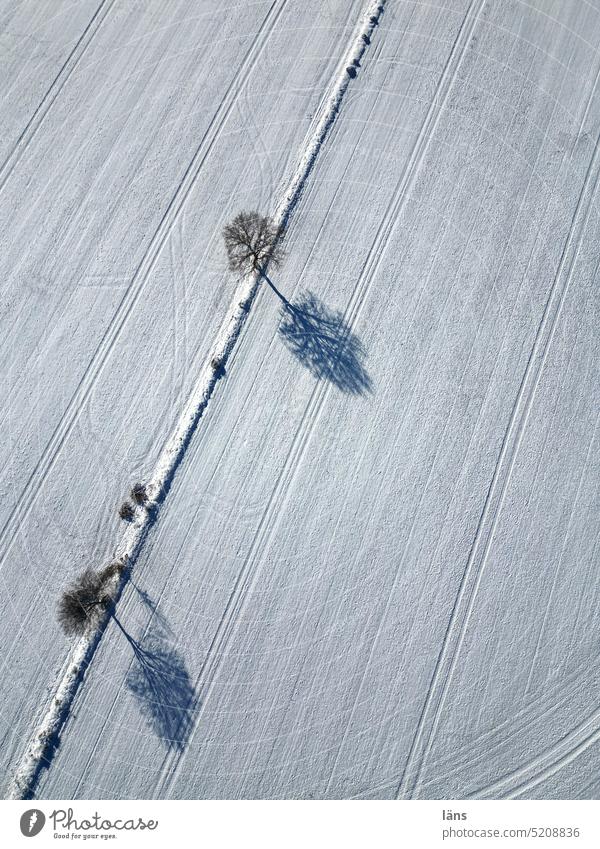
[1,0,599,799]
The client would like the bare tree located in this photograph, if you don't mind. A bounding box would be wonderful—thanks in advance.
[57,568,114,637]
[223,211,283,276]
[119,501,135,521]
[130,483,148,505]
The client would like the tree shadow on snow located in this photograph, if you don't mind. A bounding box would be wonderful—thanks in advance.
[113,614,195,752]
[277,289,372,395]
[130,581,169,629]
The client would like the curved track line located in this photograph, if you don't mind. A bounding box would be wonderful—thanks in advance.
[396,99,600,801]
[472,698,600,799]
[411,343,600,794]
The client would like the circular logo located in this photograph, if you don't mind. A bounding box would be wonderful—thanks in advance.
[19,810,46,837]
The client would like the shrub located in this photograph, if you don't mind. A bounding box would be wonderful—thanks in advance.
[119,501,135,521]
[130,483,148,505]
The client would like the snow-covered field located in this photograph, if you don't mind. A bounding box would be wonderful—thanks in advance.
[1,0,599,799]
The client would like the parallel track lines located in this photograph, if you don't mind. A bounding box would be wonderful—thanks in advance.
[475,676,600,799]
[0,0,117,196]
[412,313,600,796]
[0,0,288,579]
[396,92,600,801]
[62,0,380,800]
[319,0,488,796]
[155,0,486,798]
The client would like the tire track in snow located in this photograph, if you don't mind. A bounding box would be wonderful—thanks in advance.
[415,358,600,795]
[65,8,385,792]
[467,416,600,799]
[0,0,117,196]
[320,0,488,795]
[152,0,395,799]
[472,686,600,799]
[153,363,330,797]
[155,0,488,799]
[396,98,600,802]
[8,0,382,801]
[0,1,288,580]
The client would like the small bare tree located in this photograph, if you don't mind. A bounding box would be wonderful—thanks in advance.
[57,568,114,637]
[130,483,148,506]
[223,211,283,276]
[119,500,135,521]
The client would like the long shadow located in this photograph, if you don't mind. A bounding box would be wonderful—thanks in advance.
[113,615,195,752]
[130,581,169,631]
[276,288,372,395]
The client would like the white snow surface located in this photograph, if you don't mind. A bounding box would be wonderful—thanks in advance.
[1,0,600,800]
